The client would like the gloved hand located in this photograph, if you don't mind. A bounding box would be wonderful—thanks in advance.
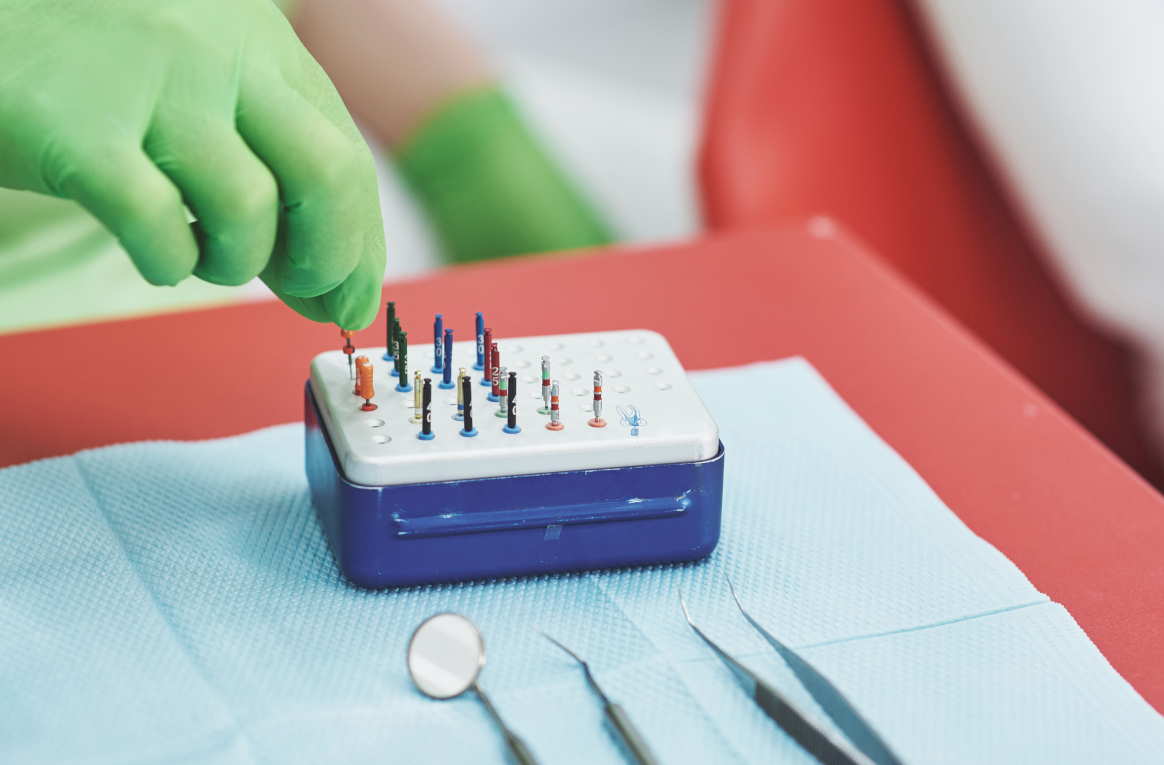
[0,0,385,329]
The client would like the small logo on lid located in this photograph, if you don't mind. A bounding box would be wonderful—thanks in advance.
[616,405,646,436]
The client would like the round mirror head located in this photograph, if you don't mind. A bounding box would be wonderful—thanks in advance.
[407,612,486,699]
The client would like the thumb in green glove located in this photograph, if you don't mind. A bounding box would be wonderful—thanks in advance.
[0,0,385,329]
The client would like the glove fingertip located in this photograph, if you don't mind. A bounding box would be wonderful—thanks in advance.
[325,279,381,331]
[260,273,333,323]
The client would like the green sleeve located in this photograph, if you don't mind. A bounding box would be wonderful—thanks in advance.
[394,86,614,264]
[0,191,242,334]
[268,0,301,19]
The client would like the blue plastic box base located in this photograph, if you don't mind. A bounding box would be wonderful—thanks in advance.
[305,384,725,588]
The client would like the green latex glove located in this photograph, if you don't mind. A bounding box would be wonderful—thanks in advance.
[396,87,614,264]
[0,0,385,329]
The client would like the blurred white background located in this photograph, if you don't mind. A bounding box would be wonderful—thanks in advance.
[371,0,715,280]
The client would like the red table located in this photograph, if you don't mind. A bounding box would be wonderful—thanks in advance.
[3,221,1162,711]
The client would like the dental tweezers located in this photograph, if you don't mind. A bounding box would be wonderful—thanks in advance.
[678,580,905,765]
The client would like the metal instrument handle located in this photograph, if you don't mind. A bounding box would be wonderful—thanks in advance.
[604,703,660,765]
[503,732,541,765]
[476,685,543,765]
[754,682,871,765]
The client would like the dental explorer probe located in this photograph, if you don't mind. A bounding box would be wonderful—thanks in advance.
[535,629,660,765]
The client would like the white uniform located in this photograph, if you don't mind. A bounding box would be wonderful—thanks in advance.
[914,0,1164,460]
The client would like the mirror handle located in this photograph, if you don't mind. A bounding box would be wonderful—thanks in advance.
[504,732,540,765]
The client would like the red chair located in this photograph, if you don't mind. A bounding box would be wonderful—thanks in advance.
[699,0,1164,487]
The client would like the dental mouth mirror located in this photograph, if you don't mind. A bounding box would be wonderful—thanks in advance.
[407,613,541,765]
[535,629,660,765]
